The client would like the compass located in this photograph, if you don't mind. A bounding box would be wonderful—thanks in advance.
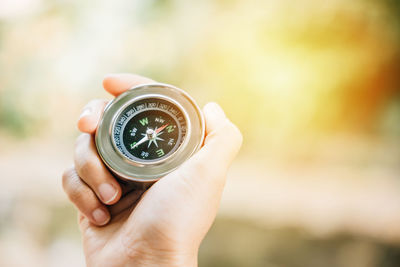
[95,83,205,184]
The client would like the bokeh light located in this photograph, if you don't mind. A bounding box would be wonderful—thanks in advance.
[0,0,399,266]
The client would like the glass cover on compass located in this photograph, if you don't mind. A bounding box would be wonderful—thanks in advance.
[95,83,204,182]
[112,98,187,163]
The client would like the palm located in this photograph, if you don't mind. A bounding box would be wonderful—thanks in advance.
[80,206,131,266]
[80,165,221,266]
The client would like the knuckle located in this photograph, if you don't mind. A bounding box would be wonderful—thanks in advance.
[68,185,83,203]
[62,167,76,192]
[67,179,90,204]
[62,173,87,204]
[226,120,243,147]
[217,119,242,147]
[62,167,102,217]
[89,98,104,104]
[75,133,90,148]
[83,98,104,110]
[77,156,98,178]
[74,135,99,178]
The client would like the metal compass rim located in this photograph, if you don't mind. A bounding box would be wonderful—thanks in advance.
[95,83,205,183]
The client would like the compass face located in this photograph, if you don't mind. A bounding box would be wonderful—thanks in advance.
[112,97,187,163]
[96,83,204,182]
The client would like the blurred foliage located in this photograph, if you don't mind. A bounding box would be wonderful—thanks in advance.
[200,217,400,267]
[0,89,41,137]
[0,1,400,266]
[0,196,79,242]
[0,0,399,146]
[0,91,28,136]
[385,0,400,23]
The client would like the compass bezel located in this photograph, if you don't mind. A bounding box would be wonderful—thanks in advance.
[95,83,205,183]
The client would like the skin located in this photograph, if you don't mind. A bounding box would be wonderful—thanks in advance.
[62,73,243,267]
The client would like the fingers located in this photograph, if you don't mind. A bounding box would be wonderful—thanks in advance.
[77,74,155,134]
[102,73,155,97]
[62,166,110,226]
[109,189,145,217]
[74,133,122,205]
[77,99,108,134]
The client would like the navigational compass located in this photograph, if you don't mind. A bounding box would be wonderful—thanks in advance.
[95,83,205,184]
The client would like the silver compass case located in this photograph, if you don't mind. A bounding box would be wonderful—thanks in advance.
[95,83,205,183]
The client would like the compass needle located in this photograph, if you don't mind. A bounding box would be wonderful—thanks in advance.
[131,135,149,149]
[96,83,204,182]
[155,123,169,134]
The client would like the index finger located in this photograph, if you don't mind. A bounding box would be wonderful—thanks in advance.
[102,73,155,97]
[77,73,155,134]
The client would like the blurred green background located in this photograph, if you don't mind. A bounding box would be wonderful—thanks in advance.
[0,0,400,266]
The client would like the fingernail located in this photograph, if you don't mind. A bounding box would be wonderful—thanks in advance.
[208,102,225,117]
[92,208,110,225]
[79,108,91,119]
[98,183,118,204]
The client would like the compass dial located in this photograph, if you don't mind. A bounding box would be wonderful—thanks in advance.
[96,83,204,182]
[112,98,187,163]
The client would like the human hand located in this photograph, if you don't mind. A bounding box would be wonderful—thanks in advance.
[62,74,243,267]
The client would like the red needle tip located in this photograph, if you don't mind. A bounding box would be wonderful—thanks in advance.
[155,124,169,134]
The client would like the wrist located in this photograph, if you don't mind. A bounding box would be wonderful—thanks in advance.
[120,238,198,267]
[125,249,198,267]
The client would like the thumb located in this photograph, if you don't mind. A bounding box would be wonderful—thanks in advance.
[201,102,243,168]
[120,103,242,249]
[179,102,243,189]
